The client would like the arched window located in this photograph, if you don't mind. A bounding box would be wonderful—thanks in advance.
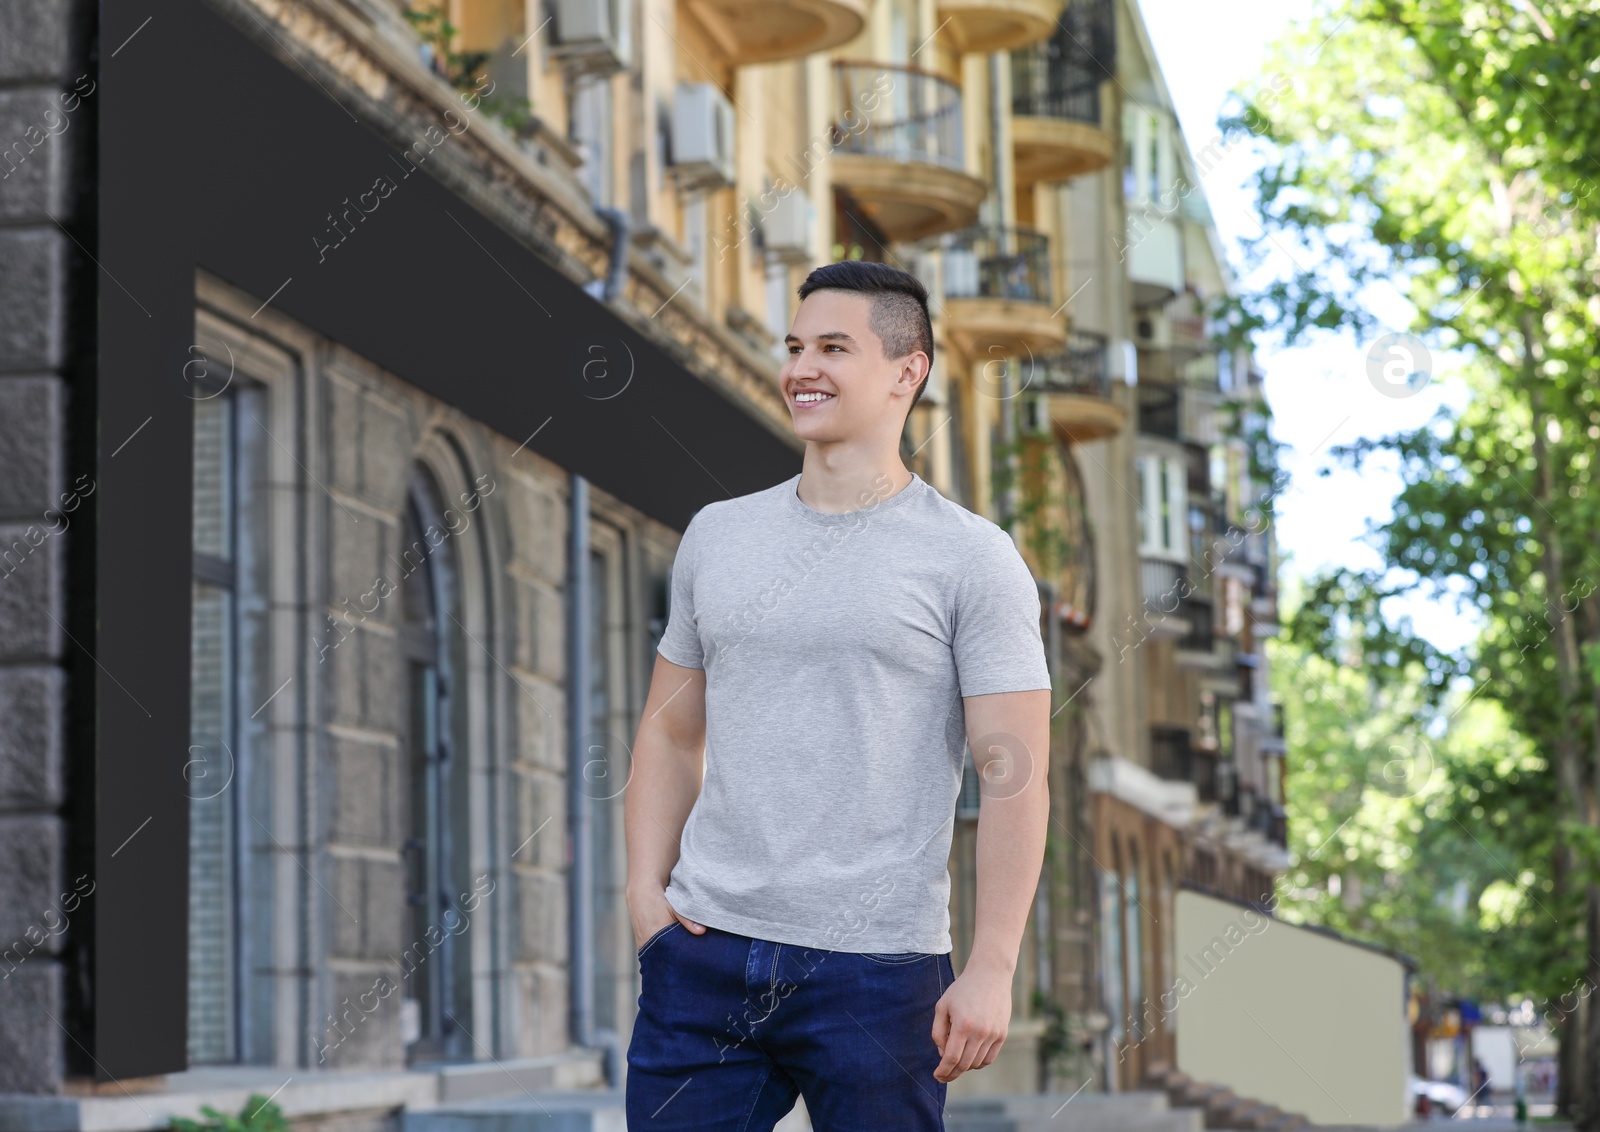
[397,465,475,1061]
[1125,841,1144,1041]
[1100,836,1125,1045]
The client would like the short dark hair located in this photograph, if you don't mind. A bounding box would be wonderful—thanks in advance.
[797,260,934,415]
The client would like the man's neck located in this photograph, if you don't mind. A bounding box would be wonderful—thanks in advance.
[795,453,913,515]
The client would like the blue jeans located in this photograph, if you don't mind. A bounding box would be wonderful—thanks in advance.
[626,922,954,1130]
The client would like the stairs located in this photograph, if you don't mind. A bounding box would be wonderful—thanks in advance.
[397,1071,1308,1132]
[1141,1064,1310,1132]
[946,1089,1205,1132]
[401,1091,628,1132]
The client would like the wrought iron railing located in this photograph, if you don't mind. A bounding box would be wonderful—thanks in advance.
[1010,0,1114,124]
[940,225,1052,303]
[1030,330,1110,398]
[831,61,965,170]
[1137,385,1180,439]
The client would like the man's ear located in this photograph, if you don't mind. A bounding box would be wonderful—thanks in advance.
[902,352,930,391]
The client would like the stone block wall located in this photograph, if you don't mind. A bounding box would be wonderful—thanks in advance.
[0,0,95,1095]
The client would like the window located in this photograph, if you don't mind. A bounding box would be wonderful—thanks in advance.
[398,468,475,1062]
[189,389,238,1065]
[1137,454,1187,557]
[684,194,707,306]
[188,375,267,1064]
[1100,842,1125,1043]
[1124,847,1144,1041]
[765,260,790,363]
[571,75,613,207]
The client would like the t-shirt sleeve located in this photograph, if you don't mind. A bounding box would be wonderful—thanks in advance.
[951,530,1052,697]
[655,511,705,670]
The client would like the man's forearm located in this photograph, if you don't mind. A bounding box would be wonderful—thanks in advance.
[969,776,1050,973]
[963,688,1052,974]
[624,721,703,899]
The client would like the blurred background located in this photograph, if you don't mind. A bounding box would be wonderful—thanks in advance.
[1,0,1595,1128]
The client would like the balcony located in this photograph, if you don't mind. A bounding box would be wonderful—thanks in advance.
[830,62,987,242]
[1260,701,1286,755]
[1166,290,1210,360]
[1140,557,1191,640]
[691,0,868,64]
[938,225,1066,356]
[1191,748,1237,810]
[937,0,1064,53]
[1127,212,1184,307]
[1137,385,1180,440]
[1009,2,1116,185]
[1150,725,1193,785]
[1027,330,1125,442]
[1176,595,1214,654]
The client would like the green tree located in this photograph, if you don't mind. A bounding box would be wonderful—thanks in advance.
[1227,2,1600,1116]
[1271,581,1570,1009]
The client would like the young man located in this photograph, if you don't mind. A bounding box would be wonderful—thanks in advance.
[623,260,1052,1129]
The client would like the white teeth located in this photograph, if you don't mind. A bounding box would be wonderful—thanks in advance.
[795,393,834,403]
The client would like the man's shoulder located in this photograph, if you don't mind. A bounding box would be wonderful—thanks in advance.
[912,486,1013,554]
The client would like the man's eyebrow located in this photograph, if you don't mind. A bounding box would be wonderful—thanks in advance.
[783,331,857,344]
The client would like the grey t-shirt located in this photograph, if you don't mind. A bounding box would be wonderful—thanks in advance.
[654,470,1051,955]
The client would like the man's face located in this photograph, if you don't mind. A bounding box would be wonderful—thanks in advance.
[781,289,925,444]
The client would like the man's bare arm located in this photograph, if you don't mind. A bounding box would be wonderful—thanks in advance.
[623,654,710,944]
[931,687,1051,1082]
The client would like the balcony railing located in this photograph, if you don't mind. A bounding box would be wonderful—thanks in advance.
[1150,725,1193,785]
[1031,329,1110,398]
[941,225,1052,303]
[831,62,964,171]
[1238,652,1259,702]
[1138,385,1180,440]
[1009,0,1113,124]
[1140,557,1186,611]
[1178,595,1213,652]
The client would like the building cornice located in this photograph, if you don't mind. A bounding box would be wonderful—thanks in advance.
[202,0,798,450]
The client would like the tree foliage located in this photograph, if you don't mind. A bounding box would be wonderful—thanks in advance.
[1231,0,1600,1111]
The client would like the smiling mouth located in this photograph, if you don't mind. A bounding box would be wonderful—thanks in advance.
[793,392,836,407]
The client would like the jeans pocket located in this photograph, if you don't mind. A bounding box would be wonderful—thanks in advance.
[636,920,681,958]
[859,951,933,966]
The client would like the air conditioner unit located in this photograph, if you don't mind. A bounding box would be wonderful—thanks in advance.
[670,82,736,191]
[1133,311,1170,349]
[552,0,632,77]
[759,188,813,263]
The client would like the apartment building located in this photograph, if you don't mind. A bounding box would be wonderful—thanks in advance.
[1071,0,1292,1093]
[0,0,1284,1123]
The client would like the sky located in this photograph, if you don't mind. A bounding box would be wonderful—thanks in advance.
[1137,0,1481,653]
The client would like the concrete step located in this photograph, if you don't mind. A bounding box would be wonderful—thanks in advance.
[403,1088,817,1132]
[946,1091,1203,1132]
[402,1091,628,1132]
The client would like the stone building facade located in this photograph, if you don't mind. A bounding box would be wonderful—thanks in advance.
[0,0,1287,1122]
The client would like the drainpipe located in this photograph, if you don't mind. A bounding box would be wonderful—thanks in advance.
[594,206,632,303]
[571,205,631,1085]
[568,473,595,1062]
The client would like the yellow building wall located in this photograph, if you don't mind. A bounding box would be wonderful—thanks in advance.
[1173,890,1409,1126]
